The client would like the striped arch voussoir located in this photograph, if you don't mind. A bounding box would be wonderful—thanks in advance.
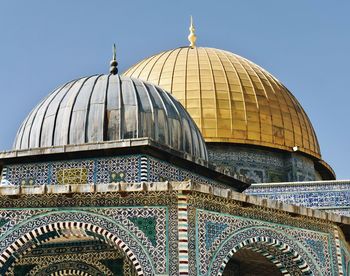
[50,270,90,276]
[0,221,144,276]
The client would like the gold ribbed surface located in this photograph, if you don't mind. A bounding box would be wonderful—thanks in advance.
[123,47,321,158]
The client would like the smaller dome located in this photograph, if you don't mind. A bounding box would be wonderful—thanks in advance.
[14,74,208,161]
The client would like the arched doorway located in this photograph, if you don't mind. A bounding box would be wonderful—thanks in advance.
[223,247,282,276]
[215,236,313,276]
[0,211,155,275]
[11,239,138,276]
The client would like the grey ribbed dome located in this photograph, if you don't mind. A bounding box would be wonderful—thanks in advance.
[14,74,208,160]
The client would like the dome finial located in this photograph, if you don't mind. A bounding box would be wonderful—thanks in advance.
[109,43,118,75]
[188,16,197,48]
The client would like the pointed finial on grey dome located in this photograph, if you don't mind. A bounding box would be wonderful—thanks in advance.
[109,43,118,75]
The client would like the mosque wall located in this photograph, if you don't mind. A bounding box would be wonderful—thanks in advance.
[187,191,342,276]
[0,184,346,275]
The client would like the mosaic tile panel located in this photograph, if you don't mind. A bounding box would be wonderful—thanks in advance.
[2,154,228,188]
[51,160,92,185]
[0,188,347,275]
[92,207,168,274]
[0,209,168,275]
[207,144,318,183]
[4,163,50,186]
[195,209,336,276]
[246,180,350,216]
[148,156,227,188]
[95,156,140,183]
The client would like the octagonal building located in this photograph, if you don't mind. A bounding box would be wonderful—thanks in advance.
[123,27,334,183]
[0,25,349,276]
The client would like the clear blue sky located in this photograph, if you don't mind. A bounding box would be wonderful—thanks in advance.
[0,1,349,179]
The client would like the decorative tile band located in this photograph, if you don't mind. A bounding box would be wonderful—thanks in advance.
[2,154,225,188]
[246,180,350,215]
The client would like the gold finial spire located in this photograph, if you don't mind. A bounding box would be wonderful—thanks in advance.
[109,43,118,75]
[188,16,197,48]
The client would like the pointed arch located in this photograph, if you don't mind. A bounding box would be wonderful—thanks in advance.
[0,210,155,275]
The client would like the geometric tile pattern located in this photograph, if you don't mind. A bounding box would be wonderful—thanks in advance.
[148,157,226,188]
[95,156,139,183]
[0,208,170,275]
[0,185,346,276]
[129,217,157,246]
[196,209,336,276]
[207,145,317,184]
[4,162,50,186]
[246,180,350,217]
[2,154,227,188]
[205,221,228,250]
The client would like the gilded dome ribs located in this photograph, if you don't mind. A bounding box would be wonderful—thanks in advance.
[270,76,305,150]
[240,57,273,144]
[285,87,318,154]
[172,48,187,108]
[169,48,182,100]
[195,47,203,130]
[257,69,288,148]
[202,47,218,138]
[184,47,190,113]
[145,49,171,85]
[233,54,261,142]
[213,50,233,137]
[123,46,322,159]
[157,48,177,89]
[221,51,247,139]
[125,57,149,77]
[136,53,161,80]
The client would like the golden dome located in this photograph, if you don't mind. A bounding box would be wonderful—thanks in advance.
[123,46,321,159]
